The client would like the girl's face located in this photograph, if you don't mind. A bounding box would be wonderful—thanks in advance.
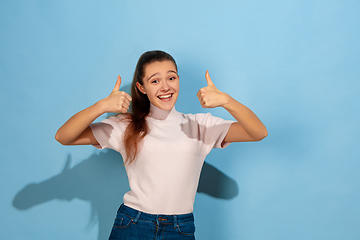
[137,60,179,111]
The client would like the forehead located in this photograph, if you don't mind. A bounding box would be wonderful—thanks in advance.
[144,60,177,76]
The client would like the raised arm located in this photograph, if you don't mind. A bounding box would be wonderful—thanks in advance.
[197,70,267,142]
[55,76,132,145]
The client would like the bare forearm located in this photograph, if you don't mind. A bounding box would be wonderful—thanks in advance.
[55,100,106,145]
[223,94,268,141]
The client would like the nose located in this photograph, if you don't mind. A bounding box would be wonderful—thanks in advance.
[160,80,170,91]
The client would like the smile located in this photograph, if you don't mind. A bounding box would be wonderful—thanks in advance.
[157,93,173,100]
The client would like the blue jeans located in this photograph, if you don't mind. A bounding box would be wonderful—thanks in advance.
[108,204,195,240]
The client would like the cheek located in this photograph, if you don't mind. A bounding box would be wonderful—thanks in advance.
[143,85,157,96]
[172,82,180,91]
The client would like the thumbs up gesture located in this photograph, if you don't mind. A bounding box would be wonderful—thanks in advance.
[197,70,229,108]
[102,75,132,113]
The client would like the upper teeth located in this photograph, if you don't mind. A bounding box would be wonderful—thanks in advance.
[158,94,172,99]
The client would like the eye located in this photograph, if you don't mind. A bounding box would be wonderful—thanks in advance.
[151,79,159,84]
[169,76,177,81]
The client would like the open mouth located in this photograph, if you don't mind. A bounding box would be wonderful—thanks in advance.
[157,93,173,100]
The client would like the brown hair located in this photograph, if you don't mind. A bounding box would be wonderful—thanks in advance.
[123,50,177,165]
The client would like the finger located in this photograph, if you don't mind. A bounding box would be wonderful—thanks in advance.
[197,88,205,98]
[119,108,127,113]
[123,99,131,109]
[201,101,206,108]
[124,92,132,102]
[198,95,205,106]
[124,98,130,106]
[122,102,130,110]
[197,93,203,102]
[205,70,214,86]
[123,103,130,110]
[113,75,122,92]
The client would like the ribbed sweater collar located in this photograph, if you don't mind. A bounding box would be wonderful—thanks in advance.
[148,103,180,121]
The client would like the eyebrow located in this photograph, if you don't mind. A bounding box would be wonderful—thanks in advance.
[147,70,178,81]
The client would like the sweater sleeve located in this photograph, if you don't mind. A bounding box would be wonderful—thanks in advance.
[89,115,126,153]
[188,113,235,155]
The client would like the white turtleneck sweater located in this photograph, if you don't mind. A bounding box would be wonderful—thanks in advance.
[90,104,234,214]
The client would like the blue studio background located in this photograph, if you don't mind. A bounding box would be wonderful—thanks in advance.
[1,1,360,239]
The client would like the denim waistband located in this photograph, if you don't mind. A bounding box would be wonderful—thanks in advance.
[118,204,194,226]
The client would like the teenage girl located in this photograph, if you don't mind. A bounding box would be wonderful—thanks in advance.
[55,50,267,239]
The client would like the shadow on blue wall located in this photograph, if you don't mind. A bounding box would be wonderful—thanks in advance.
[12,150,238,240]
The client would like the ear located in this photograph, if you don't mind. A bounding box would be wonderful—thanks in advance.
[136,82,146,94]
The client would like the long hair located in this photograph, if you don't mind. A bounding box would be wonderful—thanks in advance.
[123,50,177,165]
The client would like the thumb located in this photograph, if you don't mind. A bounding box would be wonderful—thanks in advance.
[205,70,214,86]
[113,75,122,92]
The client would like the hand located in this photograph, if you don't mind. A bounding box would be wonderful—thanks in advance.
[197,70,229,108]
[102,75,132,113]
